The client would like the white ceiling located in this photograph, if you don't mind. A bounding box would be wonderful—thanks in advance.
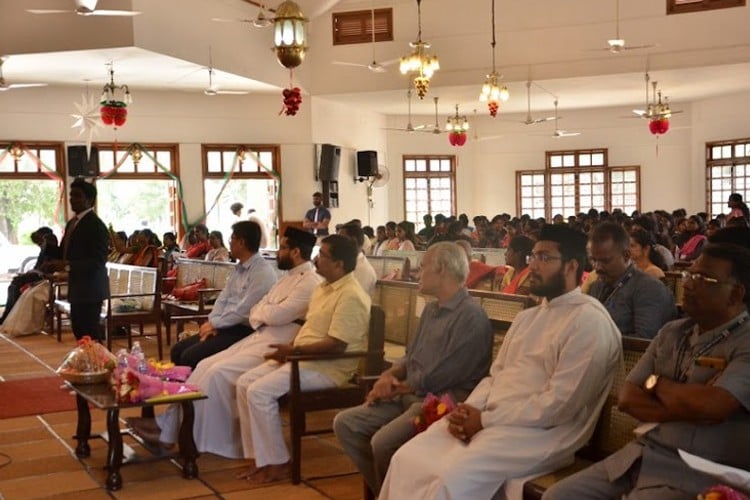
[1,0,750,117]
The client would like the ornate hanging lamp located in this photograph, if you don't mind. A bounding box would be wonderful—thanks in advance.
[446,105,469,147]
[273,0,307,69]
[99,63,131,129]
[400,0,439,99]
[478,0,509,117]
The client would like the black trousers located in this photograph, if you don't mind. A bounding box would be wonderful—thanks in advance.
[170,323,254,369]
[70,301,104,341]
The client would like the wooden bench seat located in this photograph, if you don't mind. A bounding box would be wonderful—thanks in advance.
[161,257,235,344]
[53,262,163,358]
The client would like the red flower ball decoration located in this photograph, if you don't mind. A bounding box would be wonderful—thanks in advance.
[448,131,467,147]
[100,101,128,127]
[281,87,302,116]
[648,118,669,135]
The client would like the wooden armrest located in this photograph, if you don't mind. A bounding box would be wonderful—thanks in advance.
[162,277,177,282]
[109,292,156,299]
[168,314,210,321]
[197,288,222,294]
[287,350,369,362]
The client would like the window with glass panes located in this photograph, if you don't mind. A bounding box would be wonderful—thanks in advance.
[403,155,456,231]
[706,138,750,218]
[516,149,640,219]
[96,143,180,237]
[0,142,64,251]
[203,145,280,248]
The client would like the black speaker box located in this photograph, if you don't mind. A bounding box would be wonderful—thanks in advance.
[319,144,341,181]
[67,146,100,177]
[357,150,378,177]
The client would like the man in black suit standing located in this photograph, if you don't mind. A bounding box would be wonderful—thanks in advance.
[56,178,109,341]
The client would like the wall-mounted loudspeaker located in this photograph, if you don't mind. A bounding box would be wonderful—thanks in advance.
[356,150,378,177]
[319,144,341,181]
[67,146,100,177]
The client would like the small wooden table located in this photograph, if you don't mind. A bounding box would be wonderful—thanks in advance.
[68,382,206,491]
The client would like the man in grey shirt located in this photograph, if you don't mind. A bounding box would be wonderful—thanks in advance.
[544,243,750,499]
[588,222,676,338]
[333,242,493,497]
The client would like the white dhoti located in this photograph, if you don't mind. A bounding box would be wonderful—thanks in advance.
[156,323,301,458]
[380,419,575,500]
[236,362,336,466]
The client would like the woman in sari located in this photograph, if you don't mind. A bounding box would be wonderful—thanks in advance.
[677,215,707,262]
[205,230,230,262]
[499,235,534,295]
[629,229,667,279]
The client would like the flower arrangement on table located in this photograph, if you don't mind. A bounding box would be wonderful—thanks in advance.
[413,393,456,434]
[118,354,192,382]
[56,336,117,384]
[699,485,750,500]
[112,367,199,404]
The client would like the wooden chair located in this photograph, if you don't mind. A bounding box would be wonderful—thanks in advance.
[104,264,164,359]
[284,305,386,485]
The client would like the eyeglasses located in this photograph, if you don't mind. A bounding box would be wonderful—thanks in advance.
[680,271,733,286]
[526,252,562,264]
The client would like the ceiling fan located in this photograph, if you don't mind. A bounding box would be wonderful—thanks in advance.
[203,48,248,96]
[383,89,431,133]
[509,81,556,125]
[551,100,580,137]
[27,0,141,17]
[211,1,273,28]
[594,0,655,54]
[419,96,445,134]
[0,57,47,92]
[632,73,682,120]
[332,4,397,73]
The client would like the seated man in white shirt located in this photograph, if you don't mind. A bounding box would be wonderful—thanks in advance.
[126,227,320,455]
[379,224,623,500]
[338,222,377,296]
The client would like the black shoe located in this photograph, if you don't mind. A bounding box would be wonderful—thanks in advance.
[113,326,128,338]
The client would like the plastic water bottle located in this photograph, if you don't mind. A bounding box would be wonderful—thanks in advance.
[131,341,148,374]
[115,348,129,370]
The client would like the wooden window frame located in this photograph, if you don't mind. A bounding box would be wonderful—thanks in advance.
[0,141,64,179]
[96,142,182,236]
[667,0,744,14]
[332,8,393,45]
[95,143,179,179]
[516,148,641,219]
[201,143,283,240]
[403,155,457,226]
[705,137,750,218]
[201,144,280,180]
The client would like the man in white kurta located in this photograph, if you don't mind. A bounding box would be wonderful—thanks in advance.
[128,227,320,455]
[235,234,371,484]
[380,224,623,500]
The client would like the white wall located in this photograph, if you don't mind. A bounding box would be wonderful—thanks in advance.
[384,100,704,221]
[0,86,376,230]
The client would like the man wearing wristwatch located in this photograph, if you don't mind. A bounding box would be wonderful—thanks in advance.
[234,234,370,484]
[544,242,750,500]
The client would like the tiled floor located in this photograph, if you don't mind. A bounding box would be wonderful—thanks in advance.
[0,328,363,499]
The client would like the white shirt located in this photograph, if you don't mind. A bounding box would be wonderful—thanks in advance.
[353,252,377,297]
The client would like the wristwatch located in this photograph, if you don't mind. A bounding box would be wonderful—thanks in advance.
[644,374,660,393]
[293,346,303,356]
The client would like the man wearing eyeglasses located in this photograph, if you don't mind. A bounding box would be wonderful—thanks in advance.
[544,242,750,500]
[587,222,676,339]
[380,225,622,500]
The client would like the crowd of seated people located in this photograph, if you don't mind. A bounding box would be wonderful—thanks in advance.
[7,192,750,498]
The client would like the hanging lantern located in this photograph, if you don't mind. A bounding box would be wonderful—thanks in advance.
[649,118,669,135]
[446,104,469,147]
[448,131,467,146]
[99,63,131,129]
[273,1,307,69]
